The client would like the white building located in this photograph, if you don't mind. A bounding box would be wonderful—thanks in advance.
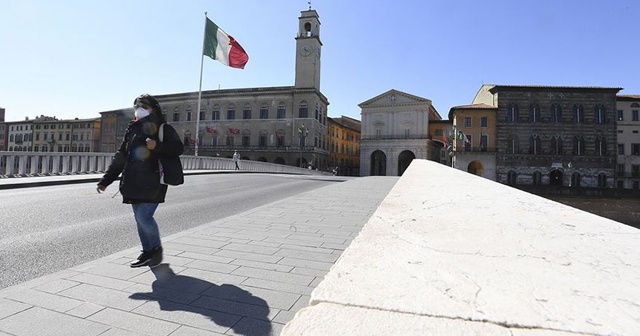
[359,89,442,176]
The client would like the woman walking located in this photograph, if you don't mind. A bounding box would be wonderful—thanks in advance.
[97,94,183,268]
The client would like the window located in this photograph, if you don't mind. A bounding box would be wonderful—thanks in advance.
[633,110,639,121]
[633,144,640,155]
[225,136,234,147]
[243,104,252,120]
[464,135,471,152]
[199,110,206,121]
[298,102,308,118]
[597,173,607,188]
[186,108,192,122]
[507,171,517,185]
[258,132,267,148]
[617,164,625,177]
[173,113,180,122]
[574,136,585,155]
[573,104,584,123]
[277,104,286,119]
[242,135,250,148]
[507,135,518,154]
[618,144,625,155]
[551,104,562,123]
[260,105,269,119]
[507,103,518,122]
[595,137,606,156]
[212,106,220,120]
[529,103,540,122]
[481,117,488,127]
[464,117,471,127]
[632,165,640,177]
[227,106,236,120]
[529,135,541,154]
[276,130,285,147]
[595,105,606,124]
[617,110,624,121]
[480,134,488,152]
[571,172,581,187]
[532,171,542,185]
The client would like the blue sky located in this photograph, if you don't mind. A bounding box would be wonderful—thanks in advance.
[1,0,638,122]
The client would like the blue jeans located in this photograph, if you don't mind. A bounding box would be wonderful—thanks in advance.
[131,203,161,252]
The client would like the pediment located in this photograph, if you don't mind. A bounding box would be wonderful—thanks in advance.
[359,89,431,108]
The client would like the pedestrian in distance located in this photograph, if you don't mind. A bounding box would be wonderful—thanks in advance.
[96,94,184,268]
[233,150,241,170]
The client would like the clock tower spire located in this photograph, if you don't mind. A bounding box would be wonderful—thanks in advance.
[294,9,322,90]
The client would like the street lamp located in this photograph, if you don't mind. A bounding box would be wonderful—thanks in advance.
[298,123,309,168]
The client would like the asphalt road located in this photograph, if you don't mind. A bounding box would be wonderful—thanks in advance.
[0,173,348,289]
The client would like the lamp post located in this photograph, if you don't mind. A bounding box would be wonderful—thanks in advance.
[298,123,309,168]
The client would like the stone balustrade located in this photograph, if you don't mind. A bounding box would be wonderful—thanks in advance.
[281,159,640,335]
[0,152,321,177]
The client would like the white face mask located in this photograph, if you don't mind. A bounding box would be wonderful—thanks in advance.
[135,107,150,120]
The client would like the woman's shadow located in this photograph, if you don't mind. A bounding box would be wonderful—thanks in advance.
[129,264,272,336]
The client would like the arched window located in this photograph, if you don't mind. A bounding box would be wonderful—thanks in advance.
[532,171,542,185]
[529,135,541,154]
[594,105,606,124]
[550,135,563,155]
[507,103,519,122]
[573,104,584,123]
[276,129,285,147]
[260,104,269,119]
[242,129,251,148]
[597,173,607,188]
[258,129,268,148]
[574,135,585,155]
[298,101,309,118]
[227,105,236,120]
[212,105,221,120]
[571,172,581,187]
[550,104,562,123]
[595,136,606,156]
[243,104,252,120]
[529,103,540,122]
[186,107,192,122]
[507,135,519,154]
[277,103,286,119]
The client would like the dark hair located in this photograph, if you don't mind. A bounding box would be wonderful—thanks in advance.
[134,94,166,123]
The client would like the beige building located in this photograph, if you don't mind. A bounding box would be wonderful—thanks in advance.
[0,107,6,151]
[98,9,331,169]
[615,95,640,189]
[31,116,101,153]
[359,89,442,177]
[328,116,360,176]
[448,103,498,180]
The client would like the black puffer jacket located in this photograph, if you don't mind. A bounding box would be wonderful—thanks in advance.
[99,114,183,204]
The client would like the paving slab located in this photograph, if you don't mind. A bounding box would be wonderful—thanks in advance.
[0,175,398,336]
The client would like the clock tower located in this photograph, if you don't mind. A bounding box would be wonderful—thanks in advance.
[294,10,322,90]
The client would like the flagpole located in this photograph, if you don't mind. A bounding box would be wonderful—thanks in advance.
[194,12,208,157]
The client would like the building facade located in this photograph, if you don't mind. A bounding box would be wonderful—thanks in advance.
[615,95,640,189]
[359,89,442,177]
[98,9,331,170]
[0,107,6,151]
[6,118,33,152]
[474,84,621,188]
[448,103,498,180]
[328,116,360,176]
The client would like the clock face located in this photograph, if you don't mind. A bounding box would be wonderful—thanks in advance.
[300,44,312,56]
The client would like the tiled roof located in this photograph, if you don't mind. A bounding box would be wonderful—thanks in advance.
[450,103,496,109]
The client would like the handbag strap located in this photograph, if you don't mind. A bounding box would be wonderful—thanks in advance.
[159,123,165,142]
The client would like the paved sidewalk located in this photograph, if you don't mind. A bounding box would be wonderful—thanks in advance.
[0,176,398,336]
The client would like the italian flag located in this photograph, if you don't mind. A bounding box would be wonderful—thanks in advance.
[203,18,249,69]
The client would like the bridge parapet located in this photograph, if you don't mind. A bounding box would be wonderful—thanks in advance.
[282,159,640,335]
[0,152,322,177]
